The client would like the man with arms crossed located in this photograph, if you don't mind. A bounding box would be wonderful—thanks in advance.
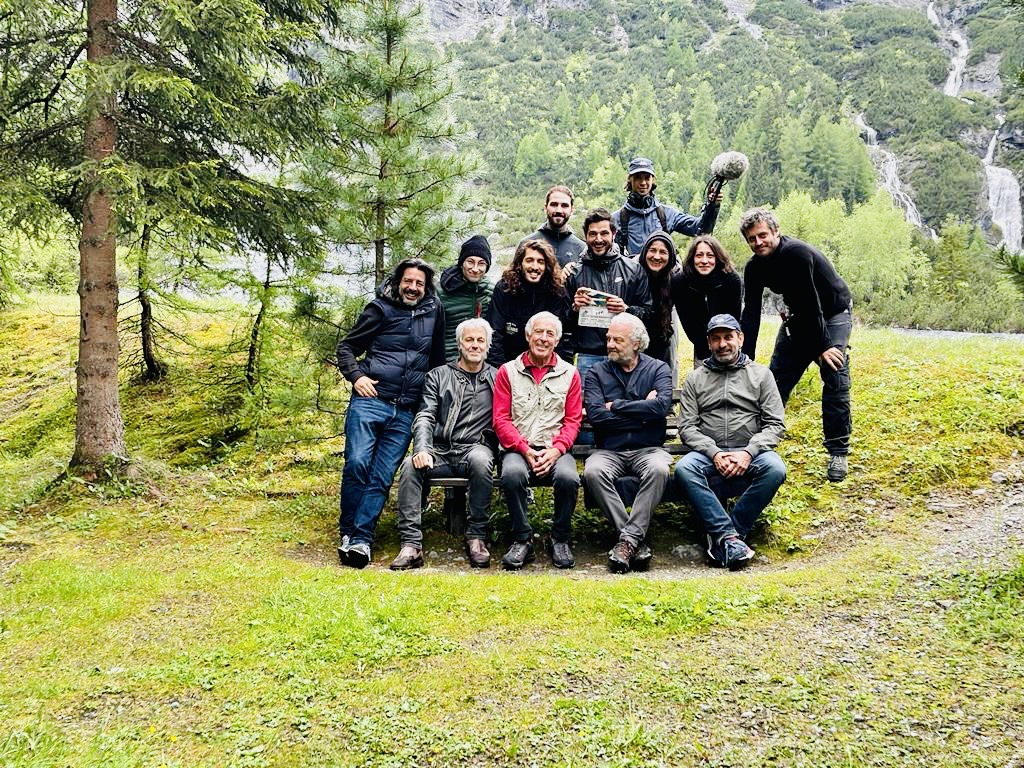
[582,313,673,574]
[521,185,586,267]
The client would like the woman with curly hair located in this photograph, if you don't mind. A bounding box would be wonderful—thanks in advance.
[671,235,743,362]
[486,238,570,367]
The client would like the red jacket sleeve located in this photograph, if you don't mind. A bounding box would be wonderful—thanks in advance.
[551,368,582,454]
[493,364,529,455]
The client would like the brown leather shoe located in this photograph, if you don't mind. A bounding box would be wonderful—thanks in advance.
[465,538,491,568]
[389,545,424,571]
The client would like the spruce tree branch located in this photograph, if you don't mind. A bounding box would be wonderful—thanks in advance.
[109,25,191,77]
[8,41,86,120]
[0,27,86,49]
[0,118,80,152]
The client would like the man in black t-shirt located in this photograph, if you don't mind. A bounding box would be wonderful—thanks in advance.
[738,208,852,482]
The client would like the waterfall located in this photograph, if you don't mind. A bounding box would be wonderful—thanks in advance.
[927,2,968,97]
[984,117,1023,252]
[929,4,1022,250]
[854,113,929,232]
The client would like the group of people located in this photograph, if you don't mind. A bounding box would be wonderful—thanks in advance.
[336,157,853,573]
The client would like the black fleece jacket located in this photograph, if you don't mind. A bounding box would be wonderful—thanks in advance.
[740,235,851,356]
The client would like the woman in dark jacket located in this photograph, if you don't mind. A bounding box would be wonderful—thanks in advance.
[671,235,743,361]
[486,238,569,367]
[637,231,679,368]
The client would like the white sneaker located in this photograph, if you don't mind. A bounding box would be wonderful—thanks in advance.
[337,535,350,565]
[346,542,371,569]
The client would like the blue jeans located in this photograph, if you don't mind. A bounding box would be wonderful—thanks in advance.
[339,396,414,547]
[770,310,852,456]
[575,353,605,445]
[674,451,787,541]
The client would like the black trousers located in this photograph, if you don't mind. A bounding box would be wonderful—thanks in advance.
[769,311,852,456]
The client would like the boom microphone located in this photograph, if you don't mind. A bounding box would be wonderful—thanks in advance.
[705,151,750,200]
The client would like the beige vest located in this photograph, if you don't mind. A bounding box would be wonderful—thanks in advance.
[505,354,575,448]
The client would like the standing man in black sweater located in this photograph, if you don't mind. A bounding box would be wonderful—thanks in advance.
[738,208,852,482]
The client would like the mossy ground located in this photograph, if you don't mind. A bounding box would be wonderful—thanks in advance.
[1,296,1023,766]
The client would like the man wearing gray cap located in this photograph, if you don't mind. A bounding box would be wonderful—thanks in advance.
[674,314,787,570]
[612,157,721,256]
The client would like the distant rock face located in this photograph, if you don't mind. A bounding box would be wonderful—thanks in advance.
[419,0,512,42]
[418,0,587,42]
[961,52,1002,99]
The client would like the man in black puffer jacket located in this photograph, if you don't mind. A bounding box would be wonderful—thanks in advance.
[335,259,446,568]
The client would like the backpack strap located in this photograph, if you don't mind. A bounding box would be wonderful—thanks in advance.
[656,205,667,232]
[616,207,629,249]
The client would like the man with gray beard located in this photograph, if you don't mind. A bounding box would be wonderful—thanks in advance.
[582,313,673,574]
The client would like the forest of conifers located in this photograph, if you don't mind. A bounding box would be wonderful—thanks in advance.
[2,0,1024,466]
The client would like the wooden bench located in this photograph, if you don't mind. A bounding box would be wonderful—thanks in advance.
[426,390,689,533]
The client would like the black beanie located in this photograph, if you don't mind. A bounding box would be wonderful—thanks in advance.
[458,235,492,268]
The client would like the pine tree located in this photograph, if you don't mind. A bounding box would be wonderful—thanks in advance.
[0,0,347,469]
[309,0,472,287]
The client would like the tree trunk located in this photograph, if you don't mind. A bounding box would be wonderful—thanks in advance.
[72,0,125,466]
[138,224,167,382]
[244,258,273,392]
[373,14,395,286]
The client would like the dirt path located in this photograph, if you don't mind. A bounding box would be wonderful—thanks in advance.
[294,460,1024,579]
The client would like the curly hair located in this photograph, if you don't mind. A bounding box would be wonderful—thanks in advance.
[501,239,564,296]
[681,235,735,278]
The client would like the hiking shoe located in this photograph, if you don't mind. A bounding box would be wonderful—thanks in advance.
[827,454,848,482]
[465,538,491,569]
[549,540,575,569]
[608,540,635,574]
[346,542,371,569]
[389,546,423,571]
[337,535,350,566]
[722,536,754,571]
[706,534,726,568]
[501,541,535,570]
[631,541,653,572]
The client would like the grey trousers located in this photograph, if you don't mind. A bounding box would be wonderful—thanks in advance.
[396,444,495,547]
[583,448,672,546]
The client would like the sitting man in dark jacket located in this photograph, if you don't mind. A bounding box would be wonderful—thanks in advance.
[612,157,721,256]
[675,314,787,571]
[391,318,497,570]
[582,313,674,574]
[335,258,446,568]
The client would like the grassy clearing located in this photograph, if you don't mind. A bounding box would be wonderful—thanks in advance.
[1,296,1023,766]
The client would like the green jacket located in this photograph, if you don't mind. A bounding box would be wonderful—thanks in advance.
[438,265,494,361]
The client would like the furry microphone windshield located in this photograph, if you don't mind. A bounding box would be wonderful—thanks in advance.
[710,151,750,181]
[705,151,750,200]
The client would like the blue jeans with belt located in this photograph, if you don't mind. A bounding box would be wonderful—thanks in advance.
[339,395,414,547]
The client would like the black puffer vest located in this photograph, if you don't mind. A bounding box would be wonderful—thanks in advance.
[359,294,440,407]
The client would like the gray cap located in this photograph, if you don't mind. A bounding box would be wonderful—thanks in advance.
[627,157,655,176]
[706,314,742,335]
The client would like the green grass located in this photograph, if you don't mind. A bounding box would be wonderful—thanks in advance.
[1,296,1024,766]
